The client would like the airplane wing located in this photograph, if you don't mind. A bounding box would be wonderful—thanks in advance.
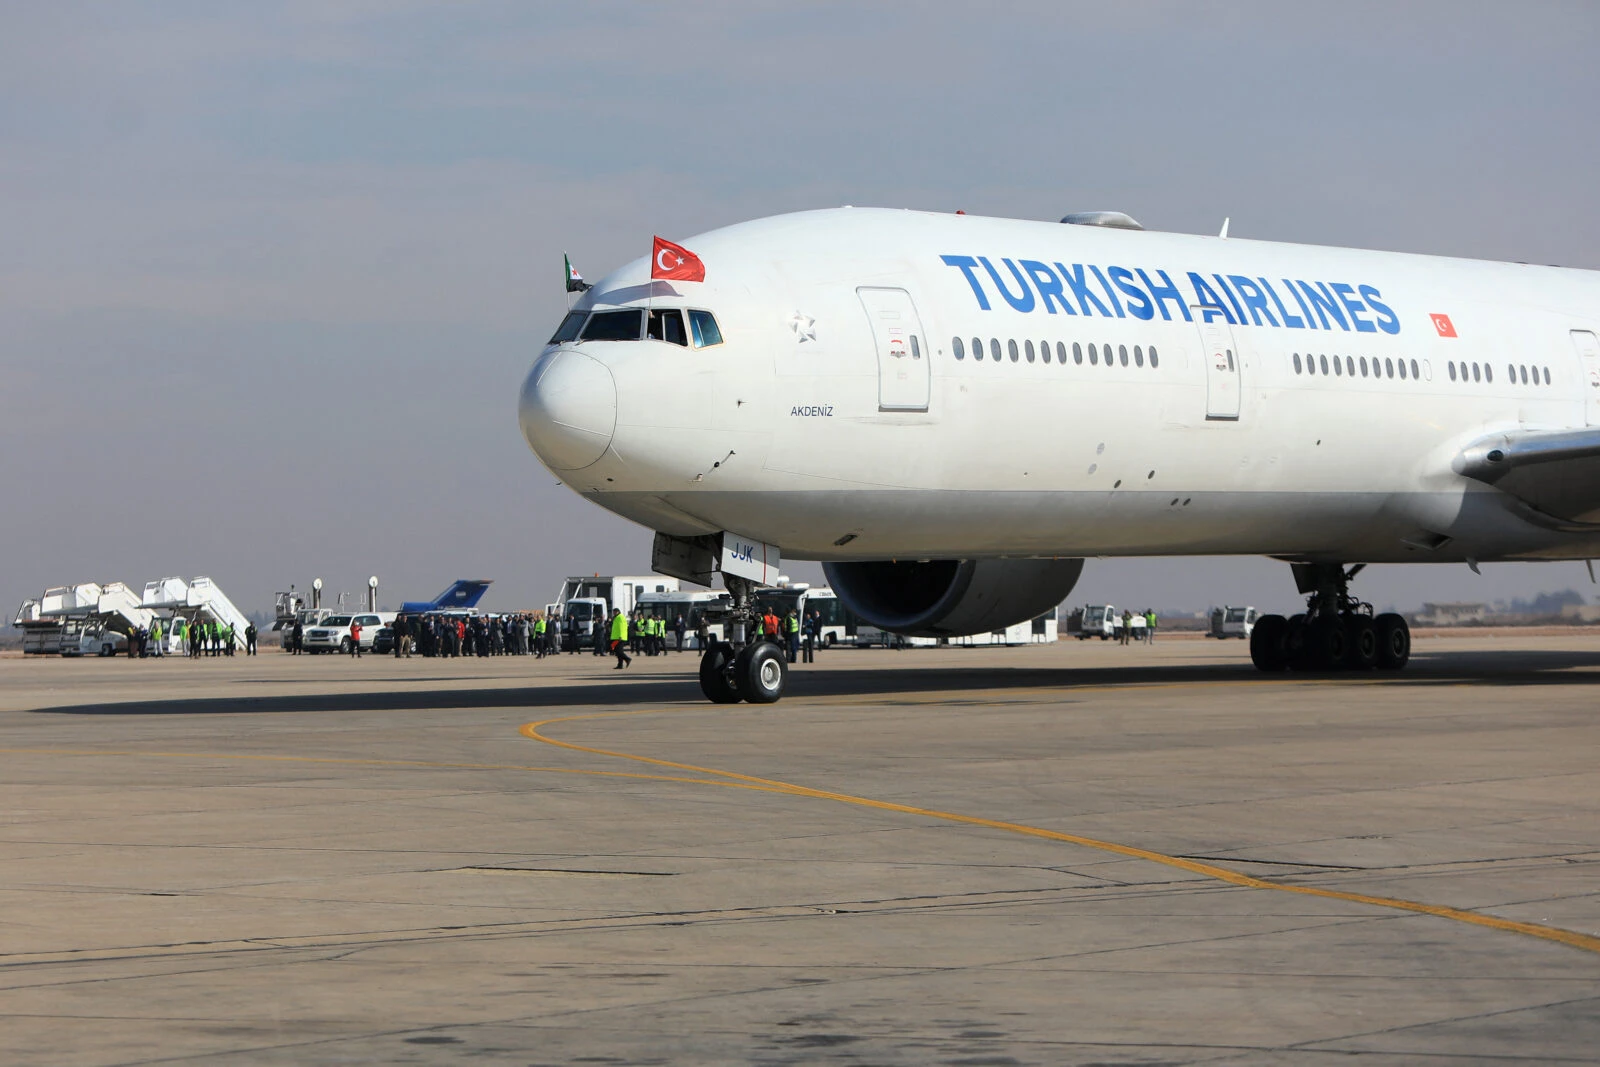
[1456,427,1600,528]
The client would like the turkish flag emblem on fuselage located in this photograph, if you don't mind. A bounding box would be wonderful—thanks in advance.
[1431,313,1457,338]
[651,236,705,282]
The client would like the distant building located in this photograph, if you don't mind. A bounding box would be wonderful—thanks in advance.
[1415,602,1488,626]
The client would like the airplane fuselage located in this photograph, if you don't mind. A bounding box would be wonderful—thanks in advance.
[521,208,1600,566]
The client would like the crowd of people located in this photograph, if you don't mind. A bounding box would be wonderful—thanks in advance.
[122,617,259,657]
[285,604,831,667]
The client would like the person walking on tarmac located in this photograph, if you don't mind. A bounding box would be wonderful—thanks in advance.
[784,610,800,663]
[348,617,363,657]
[609,608,631,669]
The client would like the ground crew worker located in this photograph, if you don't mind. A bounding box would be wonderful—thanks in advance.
[609,608,631,669]
[223,623,235,656]
[785,610,800,663]
[245,622,257,655]
[1145,609,1157,643]
[763,609,780,643]
[150,618,164,657]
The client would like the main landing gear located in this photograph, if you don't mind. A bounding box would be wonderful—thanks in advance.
[698,575,788,704]
[1249,563,1410,673]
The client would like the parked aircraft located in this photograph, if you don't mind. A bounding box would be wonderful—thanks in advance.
[400,580,493,615]
[520,207,1600,702]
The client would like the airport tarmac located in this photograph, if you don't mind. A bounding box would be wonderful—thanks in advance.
[2,634,1599,1065]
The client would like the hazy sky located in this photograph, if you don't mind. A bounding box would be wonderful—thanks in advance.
[5,1,1600,619]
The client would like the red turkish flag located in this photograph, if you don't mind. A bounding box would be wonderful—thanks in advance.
[1431,313,1457,338]
[651,236,705,282]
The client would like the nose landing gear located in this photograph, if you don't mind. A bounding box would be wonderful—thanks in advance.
[698,575,789,703]
[1250,563,1410,673]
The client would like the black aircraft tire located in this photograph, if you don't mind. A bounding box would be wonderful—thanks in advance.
[1347,615,1379,670]
[735,642,788,704]
[699,642,742,703]
[1376,613,1410,670]
[1249,614,1289,672]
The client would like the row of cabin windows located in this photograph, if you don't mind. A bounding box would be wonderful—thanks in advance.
[548,308,723,348]
[1294,352,1423,381]
[952,336,1160,369]
[1448,361,1552,386]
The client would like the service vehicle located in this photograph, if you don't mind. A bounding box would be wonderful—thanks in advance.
[1209,605,1258,639]
[1067,604,1118,640]
[752,584,857,647]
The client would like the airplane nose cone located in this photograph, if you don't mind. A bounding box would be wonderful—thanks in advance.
[519,349,617,471]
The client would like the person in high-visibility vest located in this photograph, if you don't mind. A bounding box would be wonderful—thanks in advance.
[784,611,800,664]
[609,608,631,669]
[533,616,547,658]
[150,618,164,657]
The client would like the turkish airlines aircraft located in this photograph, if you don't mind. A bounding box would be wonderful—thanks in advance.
[520,207,1600,703]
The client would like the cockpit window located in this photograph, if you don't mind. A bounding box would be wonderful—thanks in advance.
[549,311,586,345]
[581,309,644,341]
[688,310,723,348]
[648,308,688,346]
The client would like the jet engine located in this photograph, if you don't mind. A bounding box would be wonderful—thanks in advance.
[822,559,1084,638]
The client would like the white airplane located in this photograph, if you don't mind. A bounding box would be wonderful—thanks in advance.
[520,208,1600,703]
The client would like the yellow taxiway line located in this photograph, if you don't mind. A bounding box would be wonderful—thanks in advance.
[519,708,1600,957]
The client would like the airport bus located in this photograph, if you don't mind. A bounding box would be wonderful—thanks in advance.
[637,590,732,650]
[752,584,857,647]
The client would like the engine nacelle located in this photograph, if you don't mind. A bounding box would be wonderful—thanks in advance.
[822,558,1084,638]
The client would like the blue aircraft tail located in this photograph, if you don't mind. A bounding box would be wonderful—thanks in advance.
[401,579,492,614]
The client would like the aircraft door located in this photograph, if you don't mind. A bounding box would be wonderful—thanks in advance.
[858,287,930,412]
[1194,316,1241,420]
[1569,330,1600,425]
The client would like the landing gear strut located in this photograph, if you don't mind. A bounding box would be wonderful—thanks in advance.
[1250,563,1410,673]
[698,575,789,703]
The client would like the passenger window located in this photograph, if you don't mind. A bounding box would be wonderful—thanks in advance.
[1345,356,1355,377]
[1483,363,1492,383]
[1119,344,1129,367]
[1025,340,1035,363]
[1041,339,1051,363]
[1508,363,1517,383]
[1399,359,1407,380]
[1359,356,1368,377]
[549,310,586,344]
[1520,365,1528,384]
[1318,354,1328,375]
[688,310,723,347]
[1385,357,1394,378]
[972,336,983,361]
[647,308,688,346]
[1333,355,1342,376]
[582,309,644,341]
[1471,363,1480,382]
[1007,339,1018,362]
[1060,342,1071,365]
[1106,342,1115,369]
[953,336,965,360]
[1088,343,1098,365]
[1134,345,1144,367]
[1306,354,1316,376]
[1149,346,1159,368]
[1293,353,1302,374]
[1449,362,1457,381]
[1544,366,1552,384]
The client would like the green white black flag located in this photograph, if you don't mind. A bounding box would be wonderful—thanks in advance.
[565,253,591,293]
